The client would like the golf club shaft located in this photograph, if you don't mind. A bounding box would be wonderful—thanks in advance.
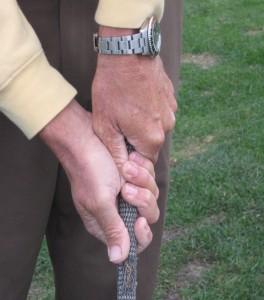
[117,141,138,300]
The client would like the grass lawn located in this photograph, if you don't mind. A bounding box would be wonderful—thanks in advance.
[155,0,264,299]
[29,0,264,299]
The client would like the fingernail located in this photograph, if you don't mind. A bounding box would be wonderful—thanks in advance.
[108,245,122,262]
[127,162,138,176]
[131,152,143,164]
[126,184,137,196]
[144,225,152,244]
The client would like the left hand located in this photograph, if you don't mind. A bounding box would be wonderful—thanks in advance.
[92,26,177,172]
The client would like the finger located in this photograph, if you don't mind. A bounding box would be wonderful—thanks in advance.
[126,122,165,164]
[134,217,153,253]
[122,161,159,198]
[128,152,155,177]
[121,183,160,224]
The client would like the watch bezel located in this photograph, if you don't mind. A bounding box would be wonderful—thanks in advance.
[147,17,161,56]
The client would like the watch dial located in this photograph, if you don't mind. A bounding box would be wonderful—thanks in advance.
[148,17,161,56]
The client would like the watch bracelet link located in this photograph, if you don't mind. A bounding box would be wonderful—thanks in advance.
[93,32,149,55]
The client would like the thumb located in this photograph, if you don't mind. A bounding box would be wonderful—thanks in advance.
[97,198,131,263]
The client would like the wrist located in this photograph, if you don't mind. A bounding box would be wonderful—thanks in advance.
[39,100,94,166]
[96,26,140,61]
[98,25,137,38]
[95,17,161,57]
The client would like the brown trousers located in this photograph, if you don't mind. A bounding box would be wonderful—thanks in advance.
[0,0,183,299]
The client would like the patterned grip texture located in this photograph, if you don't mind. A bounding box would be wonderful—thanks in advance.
[117,142,138,300]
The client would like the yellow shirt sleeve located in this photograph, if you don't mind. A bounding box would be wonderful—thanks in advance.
[0,0,77,138]
[95,0,164,28]
[0,0,164,139]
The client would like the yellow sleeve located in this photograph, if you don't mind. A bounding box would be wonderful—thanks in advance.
[95,0,164,28]
[0,0,77,138]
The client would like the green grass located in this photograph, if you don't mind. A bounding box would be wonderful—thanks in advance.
[29,0,264,299]
[155,0,264,299]
[28,240,54,299]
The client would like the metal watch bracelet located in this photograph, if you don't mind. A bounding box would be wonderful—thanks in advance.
[93,32,149,55]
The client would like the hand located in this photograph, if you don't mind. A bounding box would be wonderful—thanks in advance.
[92,26,177,171]
[39,100,159,263]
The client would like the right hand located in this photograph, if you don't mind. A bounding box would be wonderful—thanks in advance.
[39,100,159,263]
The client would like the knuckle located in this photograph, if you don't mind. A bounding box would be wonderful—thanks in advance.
[163,111,176,133]
[150,130,165,149]
[169,112,176,129]
[142,190,153,208]
[87,225,105,242]
[163,76,174,93]
[149,207,160,224]
[138,234,152,253]
[103,224,125,243]
[141,167,151,184]
[172,97,178,113]
[140,190,160,224]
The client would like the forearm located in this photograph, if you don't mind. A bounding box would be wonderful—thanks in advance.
[39,100,93,171]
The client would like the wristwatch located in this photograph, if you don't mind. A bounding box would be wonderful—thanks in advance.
[93,17,161,56]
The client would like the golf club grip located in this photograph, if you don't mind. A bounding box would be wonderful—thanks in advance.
[117,142,138,300]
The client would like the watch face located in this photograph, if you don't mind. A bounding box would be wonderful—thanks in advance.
[148,17,161,56]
